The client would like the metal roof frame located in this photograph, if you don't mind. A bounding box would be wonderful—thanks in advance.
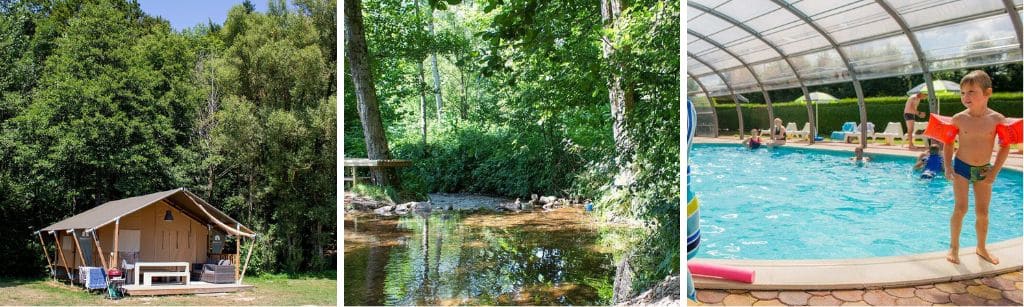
[687,0,1022,146]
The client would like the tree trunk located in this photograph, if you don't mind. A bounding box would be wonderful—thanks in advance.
[459,67,468,120]
[195,53,220,200]
[344,0,400,188]
[601,0,635,186]
[414,0,428,153]
[428,8,443,121]
[418,63,429,152]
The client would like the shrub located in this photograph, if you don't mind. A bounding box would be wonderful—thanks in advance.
[713,92,1023,133]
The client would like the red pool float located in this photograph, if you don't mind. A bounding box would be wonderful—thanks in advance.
[996,117,1023,146]
[922,114,958,145]
[923,114,1023,146]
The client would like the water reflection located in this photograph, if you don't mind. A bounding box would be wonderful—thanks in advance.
[344,208,621,306]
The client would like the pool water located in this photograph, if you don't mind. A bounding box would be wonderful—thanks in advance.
[690,143,1023,260]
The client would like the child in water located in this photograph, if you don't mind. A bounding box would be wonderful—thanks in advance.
[914,143,944,179]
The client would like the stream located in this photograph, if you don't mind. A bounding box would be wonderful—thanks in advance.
[343,205,630,306]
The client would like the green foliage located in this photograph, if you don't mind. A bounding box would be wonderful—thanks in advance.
[715,92,1023,133]
[347,0,680,297]
[604,0,680,292]
[204,1,337,274]
[0,0,336,277]
[349,183,397,203]
[739,64,1024,103]
[392,120,610,198]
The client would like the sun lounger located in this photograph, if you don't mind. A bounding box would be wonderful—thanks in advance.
[913,121,929,144]
[875,122,904,145]
[785,122,798,139]
[845,122,875,143]
[830,122,856,142]
[789,122,811,140]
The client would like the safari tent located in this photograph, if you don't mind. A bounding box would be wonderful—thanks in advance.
[35,188,257,296]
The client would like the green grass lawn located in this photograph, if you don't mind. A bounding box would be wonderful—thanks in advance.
[0,272,336,306]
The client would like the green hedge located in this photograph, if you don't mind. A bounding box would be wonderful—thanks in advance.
[713,93,1023,135]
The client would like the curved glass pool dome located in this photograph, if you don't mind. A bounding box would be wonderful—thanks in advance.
[690,144,1023,260]
[686,0,1023,142]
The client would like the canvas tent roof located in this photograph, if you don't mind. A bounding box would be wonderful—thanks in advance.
[40,188,255,235]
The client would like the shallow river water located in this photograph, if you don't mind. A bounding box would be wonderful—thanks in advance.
[343,207,627,306]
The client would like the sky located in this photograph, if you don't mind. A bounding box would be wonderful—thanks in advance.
[137,0,268,31]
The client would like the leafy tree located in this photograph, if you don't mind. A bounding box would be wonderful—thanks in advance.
[346,0,680,298]
[1,0,337,277]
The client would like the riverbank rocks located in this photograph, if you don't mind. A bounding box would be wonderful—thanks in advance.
[621,275,681,305]
[344,192,390,211]
[394,203,410,214]
[612,255,635,304]
[373,205,395,216]
[349,192,594,216]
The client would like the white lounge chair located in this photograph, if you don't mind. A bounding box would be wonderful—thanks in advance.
[912,121,929,145]
[875,122,904,145]
[785,122,799,139]
[789,122,811,140]
[845,122,875,143]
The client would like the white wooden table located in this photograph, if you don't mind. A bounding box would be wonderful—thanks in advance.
[134,261,190,286]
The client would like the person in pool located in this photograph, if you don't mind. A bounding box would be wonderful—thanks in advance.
[742,128,763,149]
[914,142,944,179]
[942,70,1011,265]
[849,146,871,162]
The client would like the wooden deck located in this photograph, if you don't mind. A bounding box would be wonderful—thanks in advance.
[121,281,253,296]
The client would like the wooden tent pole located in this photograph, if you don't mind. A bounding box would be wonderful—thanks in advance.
[90,230,108,269]
[52,232,72,282]
[37,232,55,281]
[239,236,255,284]
[235,229,241,281]
[70,230,86,266]
[112,218,120,269]
[182,191,254,237]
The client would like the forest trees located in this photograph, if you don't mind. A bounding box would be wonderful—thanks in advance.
[345,0,679,296]
[344,0,400,187]
[0,0,337,277]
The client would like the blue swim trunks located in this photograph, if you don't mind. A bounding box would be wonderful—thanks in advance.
[953,156,991,183]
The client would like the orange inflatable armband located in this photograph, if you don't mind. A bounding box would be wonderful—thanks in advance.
[923,114,958,145]
[996,118,1023,147]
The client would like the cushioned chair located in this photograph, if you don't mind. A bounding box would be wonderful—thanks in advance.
[194,259,235,284]
[830,122,857,142]
[845,122,876,143]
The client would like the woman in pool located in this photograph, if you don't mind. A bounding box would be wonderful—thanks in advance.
[769,118,787,147]
[742,128,763,149]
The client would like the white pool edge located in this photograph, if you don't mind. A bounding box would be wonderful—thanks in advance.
[692,237,1022,290]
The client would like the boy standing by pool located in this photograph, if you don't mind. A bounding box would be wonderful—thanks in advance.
[942,70,1011,265]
